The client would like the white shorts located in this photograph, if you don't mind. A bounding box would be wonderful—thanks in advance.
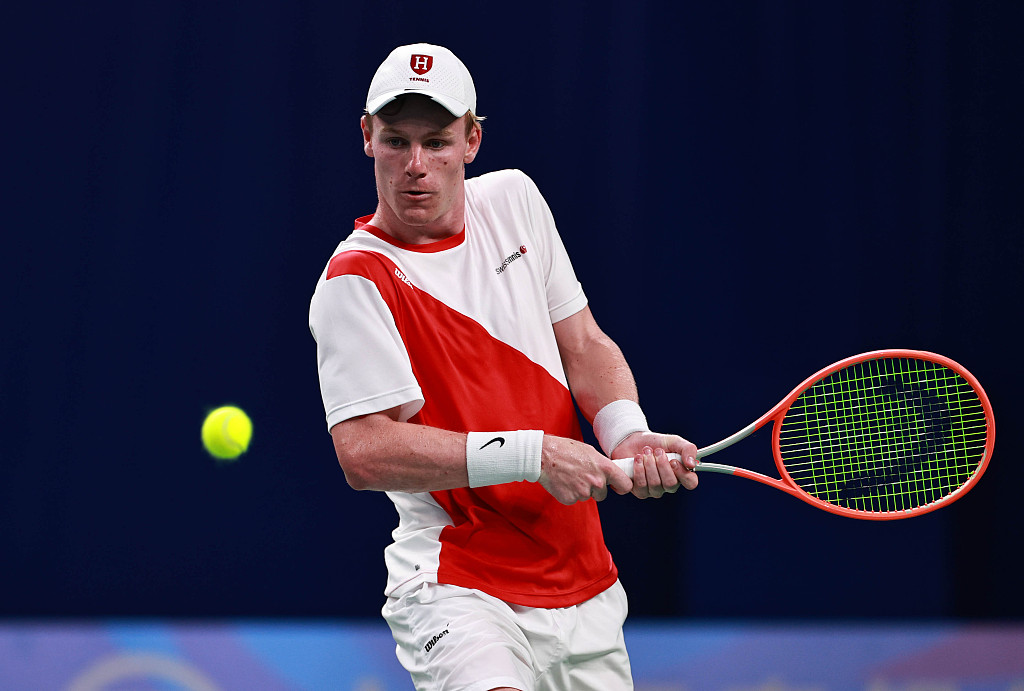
[381,580,633,691]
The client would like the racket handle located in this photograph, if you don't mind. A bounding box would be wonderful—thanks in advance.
[608,423,757,478]
[612,453,682,479]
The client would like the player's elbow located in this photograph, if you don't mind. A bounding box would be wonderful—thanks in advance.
[331,424,375,491]
[335,445,376,491]
[330,410,403,491]
[340,462,374,491]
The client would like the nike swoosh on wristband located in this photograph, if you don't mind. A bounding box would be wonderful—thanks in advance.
[480,437,505,450]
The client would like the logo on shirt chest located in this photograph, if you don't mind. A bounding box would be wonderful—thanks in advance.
[394,267,414,288]
[494,244,528,275]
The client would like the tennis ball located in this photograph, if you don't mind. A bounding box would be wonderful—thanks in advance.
[201,406,252,460]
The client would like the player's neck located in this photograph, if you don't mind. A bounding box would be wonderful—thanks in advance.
[370,202,466,246]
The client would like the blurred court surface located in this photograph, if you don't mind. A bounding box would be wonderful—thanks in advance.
[2,620,1022,690]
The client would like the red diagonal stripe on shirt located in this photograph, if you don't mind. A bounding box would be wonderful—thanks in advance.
[327,250,617,606]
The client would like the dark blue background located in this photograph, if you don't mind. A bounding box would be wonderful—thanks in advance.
[4,1,1021,620]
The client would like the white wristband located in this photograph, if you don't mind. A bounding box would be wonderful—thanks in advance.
[466,430,544,488]
[592,400,649,455]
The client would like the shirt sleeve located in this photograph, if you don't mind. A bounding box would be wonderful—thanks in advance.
[309,272,424,430]
[517,171,588,323]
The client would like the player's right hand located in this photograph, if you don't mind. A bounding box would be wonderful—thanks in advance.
[538,435,633,504]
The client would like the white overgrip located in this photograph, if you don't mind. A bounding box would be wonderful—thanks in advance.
[609,421,758,478]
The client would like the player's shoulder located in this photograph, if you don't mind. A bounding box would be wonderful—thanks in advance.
[314,223,396,280]
[324,246,404,285]
[466,168,542,199]
[466,170,548,222]
[311,246,406,316]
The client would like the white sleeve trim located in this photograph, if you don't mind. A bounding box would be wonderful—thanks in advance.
[549,287,588,324]
[325,385,424,430]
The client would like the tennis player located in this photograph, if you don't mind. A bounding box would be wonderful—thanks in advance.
[309,43,698,691]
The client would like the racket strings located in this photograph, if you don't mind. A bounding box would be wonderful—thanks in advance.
[776,357,988,514]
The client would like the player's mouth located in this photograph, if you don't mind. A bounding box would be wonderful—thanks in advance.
[402,190,431,199]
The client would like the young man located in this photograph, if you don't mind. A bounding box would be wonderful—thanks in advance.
[310,43,699,691]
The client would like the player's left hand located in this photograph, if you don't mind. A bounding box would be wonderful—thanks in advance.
[611,432,698,499]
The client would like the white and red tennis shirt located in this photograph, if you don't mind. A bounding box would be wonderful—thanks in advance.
[309,169,618,608]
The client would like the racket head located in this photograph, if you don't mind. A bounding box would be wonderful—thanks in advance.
[768,350,994,520]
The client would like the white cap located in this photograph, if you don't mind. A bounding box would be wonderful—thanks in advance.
[366,43,477,117]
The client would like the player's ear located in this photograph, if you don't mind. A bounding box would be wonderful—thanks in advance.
[361,115,374,158]
[464,120,482,164]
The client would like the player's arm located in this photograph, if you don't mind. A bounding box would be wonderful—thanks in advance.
[330,407,468,492]
[552,306,699,497]
[330,407,629,504]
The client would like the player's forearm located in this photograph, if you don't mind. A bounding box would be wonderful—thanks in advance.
[567,338,638,423]
[554,309,639,424]
[331,412,470,492]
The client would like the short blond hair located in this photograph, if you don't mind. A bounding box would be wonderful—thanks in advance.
[364,96,484,138]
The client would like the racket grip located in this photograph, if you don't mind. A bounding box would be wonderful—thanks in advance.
[612,453,683,479]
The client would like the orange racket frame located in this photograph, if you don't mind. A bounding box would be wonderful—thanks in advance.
[614,349,995,519]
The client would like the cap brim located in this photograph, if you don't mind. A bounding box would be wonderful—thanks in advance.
[366,90,470,118]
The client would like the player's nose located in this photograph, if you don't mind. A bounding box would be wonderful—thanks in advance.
[405,145,428,176]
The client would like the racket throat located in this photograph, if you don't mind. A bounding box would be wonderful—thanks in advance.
[697,422,758,459]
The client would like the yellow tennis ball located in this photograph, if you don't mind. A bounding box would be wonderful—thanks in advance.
[201,406,252,460]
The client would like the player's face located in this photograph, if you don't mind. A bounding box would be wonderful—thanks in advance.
[362,96,481,243]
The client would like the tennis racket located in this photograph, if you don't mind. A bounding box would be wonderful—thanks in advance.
[613,350,994,520]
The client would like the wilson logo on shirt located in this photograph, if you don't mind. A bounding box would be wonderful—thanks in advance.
[424,627,449,653]
[494,245,528,275]
[394,268,414,288]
